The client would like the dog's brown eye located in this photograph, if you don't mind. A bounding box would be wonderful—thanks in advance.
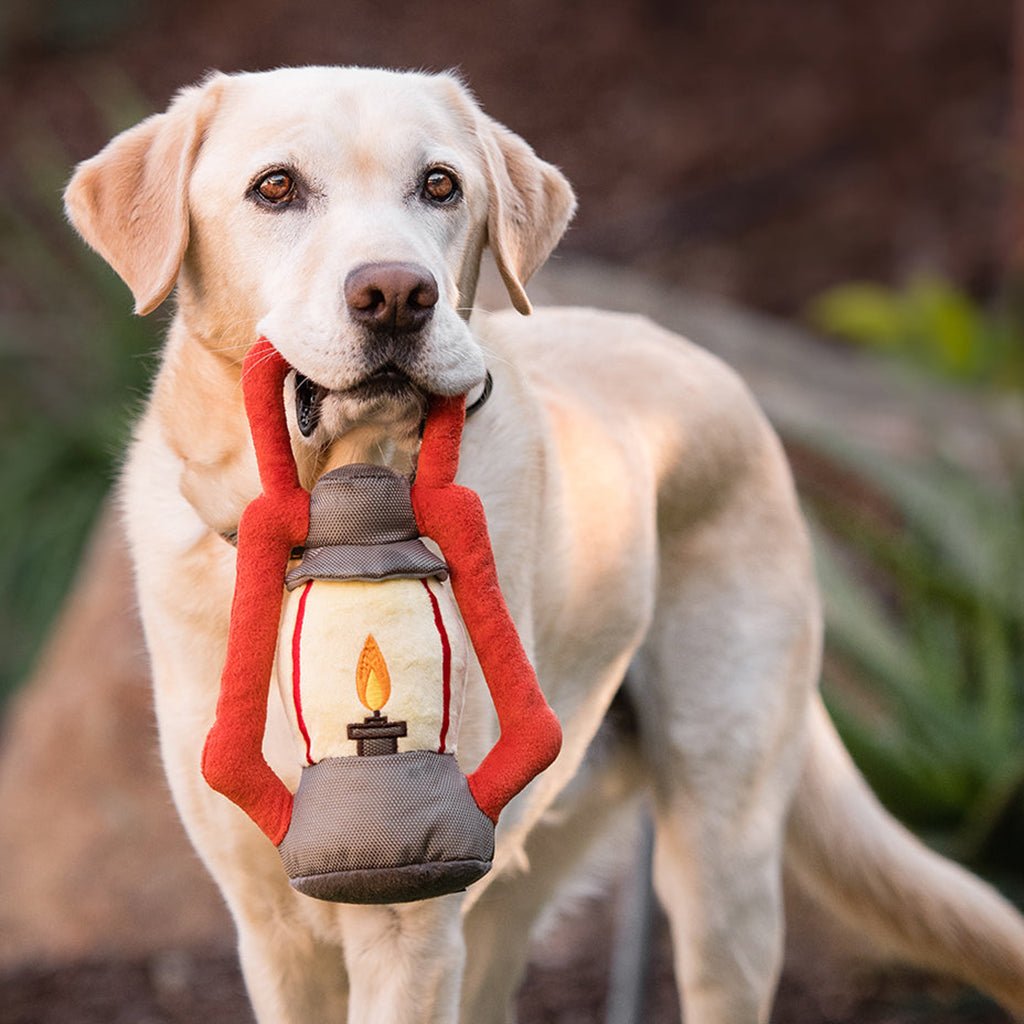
[423,169,459,204]
[255,171,295,204]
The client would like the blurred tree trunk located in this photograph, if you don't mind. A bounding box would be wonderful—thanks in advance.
[1004,0,1024,289]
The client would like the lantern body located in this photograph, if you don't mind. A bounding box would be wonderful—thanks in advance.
[276,576,469,764]
[271,464,494,903]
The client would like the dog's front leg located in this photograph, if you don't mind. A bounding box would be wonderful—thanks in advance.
[339,899,465,1024]
[236,912,351,1023]
[144,600,352,1024]
[150,655,354,1022]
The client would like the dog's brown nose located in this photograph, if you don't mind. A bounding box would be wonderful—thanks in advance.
[344,262,439,333]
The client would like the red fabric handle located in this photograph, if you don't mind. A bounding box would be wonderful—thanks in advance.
[243,339,305,498]
[201,340,308,845]
[413,396,562,821]
[415,392,466,488]
[203,352,561,840]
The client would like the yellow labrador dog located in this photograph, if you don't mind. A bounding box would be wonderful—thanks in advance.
[65,67,1024,1024]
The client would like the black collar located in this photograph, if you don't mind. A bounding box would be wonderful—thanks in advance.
[465,369,494,417]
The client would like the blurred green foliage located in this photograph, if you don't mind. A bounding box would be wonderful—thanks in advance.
[808,276,1024,390]
[807,445,1024,868]
[804,275,1024,868]
[0,85,159,703]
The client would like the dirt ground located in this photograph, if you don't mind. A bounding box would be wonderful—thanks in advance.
[0,1,1020,1021]
[0,908,1011,1024]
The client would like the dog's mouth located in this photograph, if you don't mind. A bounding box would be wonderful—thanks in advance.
[294,364,422,437]
[294,373,326,437]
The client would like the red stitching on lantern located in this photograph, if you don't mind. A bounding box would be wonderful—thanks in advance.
[291,580,315,765]
[422,578,452,753]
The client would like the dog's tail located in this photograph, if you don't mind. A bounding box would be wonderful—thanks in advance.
[786,694,1024,1015]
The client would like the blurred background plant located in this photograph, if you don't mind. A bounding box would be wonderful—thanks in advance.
[809,277,1024,391]
[0,77,157,702]
[801,279,1024,874]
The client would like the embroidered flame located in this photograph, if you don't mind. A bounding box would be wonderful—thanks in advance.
[355,634,391,712]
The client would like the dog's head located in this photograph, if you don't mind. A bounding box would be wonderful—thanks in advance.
[64,67,575,436]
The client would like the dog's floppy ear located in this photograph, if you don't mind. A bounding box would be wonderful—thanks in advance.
[476,115,576,316]
[64,76,225,315]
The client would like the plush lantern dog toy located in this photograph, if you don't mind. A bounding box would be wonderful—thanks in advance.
[200,340,562,904]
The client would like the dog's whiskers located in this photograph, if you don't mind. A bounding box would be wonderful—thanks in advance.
[475,343,514,371]
[237,348,286,393]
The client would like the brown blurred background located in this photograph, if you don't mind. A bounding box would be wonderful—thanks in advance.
[0,0,1013,313]
[1,2,1022,1022]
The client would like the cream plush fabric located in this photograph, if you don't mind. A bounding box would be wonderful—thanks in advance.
[276,576,469,764]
